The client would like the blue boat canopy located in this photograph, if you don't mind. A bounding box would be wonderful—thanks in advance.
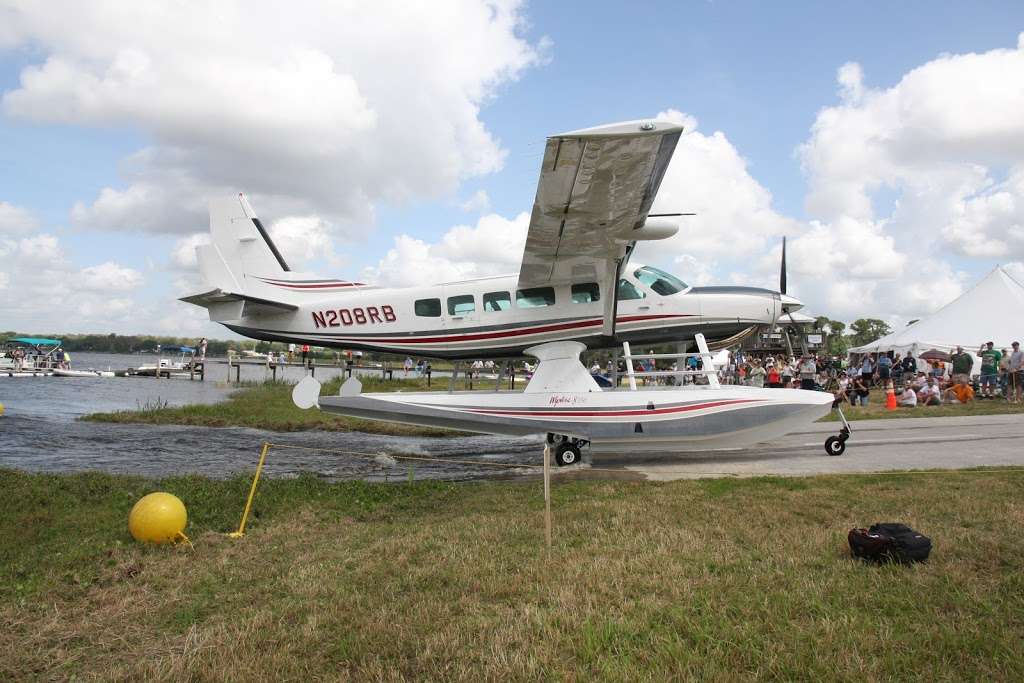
[8,337,62,347]
[161,345,195,353]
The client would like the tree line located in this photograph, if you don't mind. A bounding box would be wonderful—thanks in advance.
[810,318,894,356]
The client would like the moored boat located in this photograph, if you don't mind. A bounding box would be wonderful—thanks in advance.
[52,368,116,378]
[0,338,63,376]
[133,345,196,377]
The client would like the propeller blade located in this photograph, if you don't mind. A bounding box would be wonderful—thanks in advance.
[779,236,788,295]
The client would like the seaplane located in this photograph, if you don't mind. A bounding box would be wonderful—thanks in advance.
[184,119,851,461]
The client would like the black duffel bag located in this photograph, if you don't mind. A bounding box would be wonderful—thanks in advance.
[848,522,932,564]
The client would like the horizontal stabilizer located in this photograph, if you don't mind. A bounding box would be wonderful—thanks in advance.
[180,288,298,321]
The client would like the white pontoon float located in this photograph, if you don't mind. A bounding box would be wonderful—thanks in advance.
[293,335,852,465]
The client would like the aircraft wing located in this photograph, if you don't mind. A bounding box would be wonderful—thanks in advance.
[516,120,684,335]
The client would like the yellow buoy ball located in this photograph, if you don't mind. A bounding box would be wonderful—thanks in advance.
[128,492,187,544]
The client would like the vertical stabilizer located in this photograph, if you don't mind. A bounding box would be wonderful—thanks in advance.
[198,194,290,294]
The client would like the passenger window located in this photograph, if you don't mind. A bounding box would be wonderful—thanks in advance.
[571,282,601,304]
[516,287,556,308]
[617,279,646,301]
[414,298,441,317]
[447,294,476,316]
[483,291,512,312]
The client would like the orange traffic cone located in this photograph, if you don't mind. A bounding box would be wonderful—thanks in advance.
[885,380,897,410]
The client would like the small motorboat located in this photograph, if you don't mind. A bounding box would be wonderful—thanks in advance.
[294,337,851,465]
[52,368,115,378]
[133,345,196,377]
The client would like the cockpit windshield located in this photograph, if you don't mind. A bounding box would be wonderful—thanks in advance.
[634,266,688,295]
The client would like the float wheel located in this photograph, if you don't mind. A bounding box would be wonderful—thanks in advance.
[554,443,581,466]
[824,436,846,456]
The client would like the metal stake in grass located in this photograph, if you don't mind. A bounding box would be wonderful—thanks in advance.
[230,441,270,538]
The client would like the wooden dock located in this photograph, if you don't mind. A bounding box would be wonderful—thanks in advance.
[187,358,400,383]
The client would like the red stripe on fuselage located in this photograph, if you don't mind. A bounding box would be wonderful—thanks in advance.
[259,281,364,289]
[460,398,761,418]
[307,314,694,345]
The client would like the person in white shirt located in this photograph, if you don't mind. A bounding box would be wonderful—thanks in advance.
[918,379,941,406]
[897,386,918,407]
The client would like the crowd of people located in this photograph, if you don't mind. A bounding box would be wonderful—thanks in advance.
[721,341,1024,407]
[720,352,824,390]
[835,341,1024,407]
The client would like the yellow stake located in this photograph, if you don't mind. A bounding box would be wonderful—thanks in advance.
[229,441,270,538]
[543,443,552,554]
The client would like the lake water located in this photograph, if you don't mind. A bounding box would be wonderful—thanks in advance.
[0,352,540,481]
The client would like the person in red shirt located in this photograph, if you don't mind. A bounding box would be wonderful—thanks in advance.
[766,364,782,388]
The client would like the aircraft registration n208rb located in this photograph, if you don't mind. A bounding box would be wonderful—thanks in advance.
[183,120,804,358]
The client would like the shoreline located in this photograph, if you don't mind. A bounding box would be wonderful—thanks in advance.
[80,375,469,437]
[80,376,1024,434]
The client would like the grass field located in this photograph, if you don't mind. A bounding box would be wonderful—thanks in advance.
[822,397,1024,421]
[2,467,1022,680]
[81,376,474,436]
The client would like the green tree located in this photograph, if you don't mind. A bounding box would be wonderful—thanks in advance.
[812,317,849,356]
[849,318,891,346]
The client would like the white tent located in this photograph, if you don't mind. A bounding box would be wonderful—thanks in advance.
[849,266,1024,358]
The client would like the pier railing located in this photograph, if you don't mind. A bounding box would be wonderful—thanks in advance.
[621,333,720,390]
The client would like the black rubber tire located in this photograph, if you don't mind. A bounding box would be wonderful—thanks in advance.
[554,443,581,466]
[825,436,846,456]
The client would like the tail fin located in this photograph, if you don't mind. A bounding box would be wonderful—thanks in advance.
[184,195,299,320]
[196,194,290,294]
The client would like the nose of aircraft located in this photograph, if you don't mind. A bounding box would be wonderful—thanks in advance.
[779,293,804,314]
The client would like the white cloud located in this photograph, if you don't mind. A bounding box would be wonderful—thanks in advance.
[799,34,1024,245]
[3,1,544,242]
[365,211,528,287]
[0,201,38,234]
[460,189,491,213]
[0,230,147,331]
[78,261,144,292]
[170,233,211,269]
[268,215,346,269]
[639,36,1024,324]
[649,108,798,260]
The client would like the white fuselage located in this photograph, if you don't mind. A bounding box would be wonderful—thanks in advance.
[220,266,784,359]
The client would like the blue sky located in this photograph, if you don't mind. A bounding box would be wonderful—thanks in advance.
[2,1,1024,336]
